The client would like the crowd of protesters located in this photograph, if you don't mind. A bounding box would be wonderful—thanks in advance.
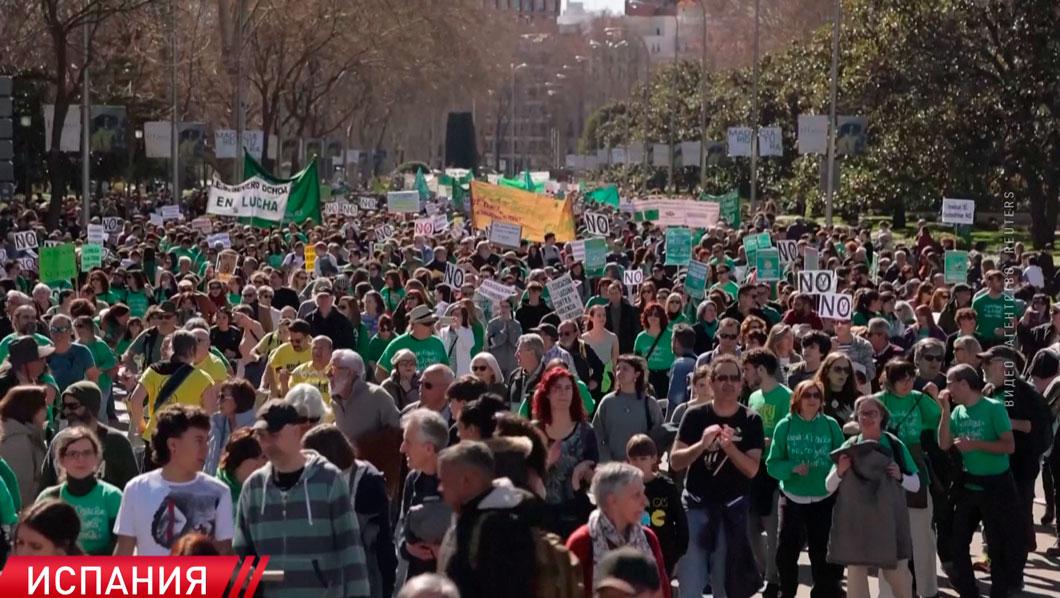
[0,188,1052,598]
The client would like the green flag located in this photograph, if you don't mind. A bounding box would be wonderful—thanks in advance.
[499,171,545,193]
[242,151,321,226]
[701,190,741,227]
[414,168,430,201]
[586,186,620,208]
[441,171,474,211]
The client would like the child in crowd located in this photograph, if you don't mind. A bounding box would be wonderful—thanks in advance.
[626,434,688,576]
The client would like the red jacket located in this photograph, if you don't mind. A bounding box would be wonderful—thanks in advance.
[782,309,824,330]
[565,523,672,598]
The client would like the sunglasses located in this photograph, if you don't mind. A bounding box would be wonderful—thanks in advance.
[712,374,741,383]
[49,326,70,334]
[61,401,82,411]
[471,365,489,372]
[801,391,823,399]
[718,333,738,340]
[922,354,942,362]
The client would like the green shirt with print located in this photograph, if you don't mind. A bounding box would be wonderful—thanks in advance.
[377,333,450,373]
[766,413,845,497]
[749,384,794,438]
[971,293,1013,341]
[38,481,123,555]
[634,329,674,372]
[949,396,1012,477]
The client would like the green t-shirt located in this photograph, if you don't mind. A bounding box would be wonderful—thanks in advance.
[0,333,52,362]
[766,413,845,497]
[851,311,882,327]
[365,335,394,367]
[381,288,405,313]
[125,290,151,318]
[82,338,117,394]
[879,390,940,447]
[377,333,450,373]
[949,397,1012,477]
[709,280,739,300]
[0,458,18,523]
[102,288,127,306]
[634,329,674,371]
[971,293,1012,341]
[38,480,123,555]
[748,384,794,438]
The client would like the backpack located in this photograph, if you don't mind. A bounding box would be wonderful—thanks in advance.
[469,513,583,598]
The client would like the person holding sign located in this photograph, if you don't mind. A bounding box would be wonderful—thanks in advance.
[634,304,675,401]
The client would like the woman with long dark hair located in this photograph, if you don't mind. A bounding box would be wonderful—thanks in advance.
[360,291,385,337]
[813,352,860,426]
[381,270,405,313]
[591,355,662,462]
[392,289,428,334]
[634,303,673,400]
[533,367,598,537]
[14,500,83,556]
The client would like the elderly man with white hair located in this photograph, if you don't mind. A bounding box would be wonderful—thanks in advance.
[507,334,545,412]
[327,348,400,443]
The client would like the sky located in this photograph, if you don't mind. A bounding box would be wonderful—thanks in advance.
[564,0,626,14]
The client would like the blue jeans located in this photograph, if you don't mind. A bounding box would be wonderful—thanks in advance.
[678,506,728,598]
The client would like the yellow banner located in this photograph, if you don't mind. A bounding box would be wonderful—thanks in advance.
[471,180,576,243]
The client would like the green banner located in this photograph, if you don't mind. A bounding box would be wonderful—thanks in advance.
[743,232,772,266]
[80,244,103,271]
[587,186,620,208]
[755,248,781,281]
[701,190,740,227]
[499,171,545,194]
[40,243,77,283]
[584,237,608,276]
[665,228,693,266]
[242,151,321,227]
[685,260,709,299]
[945,250,969,284]
[440,171,474,211]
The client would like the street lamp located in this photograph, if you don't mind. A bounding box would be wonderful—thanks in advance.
[510,62,528,176]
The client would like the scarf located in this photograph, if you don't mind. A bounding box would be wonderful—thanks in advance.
[587,508,652,588]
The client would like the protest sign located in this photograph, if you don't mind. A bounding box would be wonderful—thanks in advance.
[87,225,105,245]
[570,240,586,263]
[941,198,975,225]
[103,217,124,234]
[444,263,466,288]
[685,261,709,299]
[478,279,517,304]
[804,247,820,271]
[776,240,798,264]
[190,217,212,233]
[718,191,741,227]
[414,219,435,237]
[623,269,643,287]
[584,212,610,237]
[742,232,771,265]
[584,238,608,276]
[80,244,102,271]
[43,240,61,248]
[39,243,76,283]
[489,221,523,248]
[797,270,837,294]
[871,252,880,284]
[216,249,239,283]
[756,248,781,281]
[798,115,829,154]
[208,176,291,221]
[161,205,182,220]
[818,293,853,321]
[304,244,316,273]
[728,127,754,157]
[149,213,164,227]
[14,231,37,251]
[387,191,420,214]
[945,250,969,284]
[323,202,344,216]
[547,274,584,322]
[18,257,35,272]
[470,181,576,243]
[359,197,377,211]
[665,228,693,266]
[432,214,449,233]
[685,202,720,229]
[206,233,231,249]
[375,225,395,240]
[759,126,783,157]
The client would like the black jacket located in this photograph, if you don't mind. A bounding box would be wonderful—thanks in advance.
[39,422,138,493]
[565,339,605,394]
[515,301,553,332]
[605,298,641,354]
[1016,320,1059,366]
[438,483,539,598]
[722,303,769,325]
[306,307,356,350]
[508,365,543,410]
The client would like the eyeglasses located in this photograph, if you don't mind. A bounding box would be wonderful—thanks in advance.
[49,326,70,334]
[61,401,82,411]
[62,449,96,460]
[922,354,942,362]
[471,365,489,372]
[398,360,417,368]
[379,326,392,332]
[712,374,741,383]
[718,333,738,340]
[801,391,823,399]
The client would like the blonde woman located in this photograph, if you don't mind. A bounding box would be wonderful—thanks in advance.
[765,324,802,386]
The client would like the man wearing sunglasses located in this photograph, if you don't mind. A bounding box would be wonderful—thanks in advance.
[122,300,180,375]
[695,318,741,368]
[912,338,947,394]
[39,380,138,493]
[45,314,99,394]
[670,355,765,598]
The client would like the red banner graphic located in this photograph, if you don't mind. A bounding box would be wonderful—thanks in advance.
[0,556,270,598]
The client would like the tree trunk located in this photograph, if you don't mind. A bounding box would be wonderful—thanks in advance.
[46,96,72,230]
[893,199,907,230]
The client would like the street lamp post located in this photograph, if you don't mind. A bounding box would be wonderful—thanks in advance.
[670,13,678,195]
[695,0,708,192]
[825,0,841,226]
[509,63,527,177]
[750,0,761,208]
[81,0,90,230]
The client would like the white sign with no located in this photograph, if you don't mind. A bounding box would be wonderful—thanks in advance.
[797,270,837,294]
[584,212,610,237]
[818,292,853,321]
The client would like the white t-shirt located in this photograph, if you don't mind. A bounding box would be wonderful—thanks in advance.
[113,470,234,556]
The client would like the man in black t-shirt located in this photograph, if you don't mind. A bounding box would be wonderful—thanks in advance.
[670,355,765,598]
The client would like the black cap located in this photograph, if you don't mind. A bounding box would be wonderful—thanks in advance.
[531,323,559,340]
[158,300,178,315]
[253,400,305,432]
[1029,349,1060,379]
[594,547,661,595]
[977,345,1026,373]
[9,336,54,367]
[952,283,971,294]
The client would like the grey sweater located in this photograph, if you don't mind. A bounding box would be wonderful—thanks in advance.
[333,380,401,443]
[486,317,522,379]
[591,391,663,462]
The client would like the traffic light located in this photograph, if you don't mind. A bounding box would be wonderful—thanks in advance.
[0,76,12,202]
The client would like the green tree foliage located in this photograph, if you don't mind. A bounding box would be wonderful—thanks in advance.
[584,0,1060,246]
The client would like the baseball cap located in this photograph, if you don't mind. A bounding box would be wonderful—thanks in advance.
[253,400,305,433]
[9,336,54,367]
[594,547,660,596]
[158,300,179,315]
[531,323,559,340]
[1029,349,1060,380]
[977,345,1021,364]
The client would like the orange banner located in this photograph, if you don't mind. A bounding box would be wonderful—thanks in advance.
[470,181,576,243]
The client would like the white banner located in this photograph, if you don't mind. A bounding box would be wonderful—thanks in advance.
[478,279,518,304]
[144,121,172,158]
[489,221,522,248]
[444,263,466,288]
[87,225,105,245]
[214,129,265,159]
[627,142,645,164]
[547,274,584,322]
[207,176,291,222]
[776,240,798,264]
[798,115,829,155]
[759,126,783,157]
[685,202,720,229]
[43,105,81,153]
[584,212,610,237]
[651,144,670,167]
[727,127,753,157]
[941,198,975,225]
[797,270,837,294]
[14,231,37,251]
